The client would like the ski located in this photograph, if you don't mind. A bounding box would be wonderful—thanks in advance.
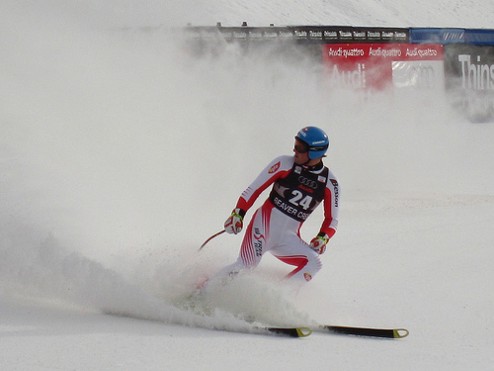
[316,325,409,339]
[262,326,312,338]
[260,325,408,338]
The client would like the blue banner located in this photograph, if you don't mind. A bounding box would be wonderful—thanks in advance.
[410,28,494,45]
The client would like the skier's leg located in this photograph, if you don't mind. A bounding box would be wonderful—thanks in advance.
[209,202,273,282]
[271,234,322,282]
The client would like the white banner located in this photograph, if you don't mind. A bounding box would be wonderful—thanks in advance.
[392,60,445,89]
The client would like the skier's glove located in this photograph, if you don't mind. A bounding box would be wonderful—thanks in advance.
[224,208,245,235]
[310,232,330,254]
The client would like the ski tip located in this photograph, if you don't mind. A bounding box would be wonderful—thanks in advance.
[296,327,313,337]
[318,325,409,339]
[393,328,409,338]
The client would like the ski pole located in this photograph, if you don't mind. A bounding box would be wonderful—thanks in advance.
[199,230,225,251]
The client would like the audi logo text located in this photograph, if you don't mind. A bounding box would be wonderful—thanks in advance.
[298,176,318,189]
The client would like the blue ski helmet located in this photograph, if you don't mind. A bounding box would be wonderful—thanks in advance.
[295,126,330,160]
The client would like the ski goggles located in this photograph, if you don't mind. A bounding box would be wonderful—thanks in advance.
[294,143,309,153]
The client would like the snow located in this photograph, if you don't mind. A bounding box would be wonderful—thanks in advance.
[1,1,494,370]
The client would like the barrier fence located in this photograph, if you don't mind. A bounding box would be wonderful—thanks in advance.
[185,25,494,121]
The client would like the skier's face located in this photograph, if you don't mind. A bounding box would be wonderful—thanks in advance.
[293,139,309,164]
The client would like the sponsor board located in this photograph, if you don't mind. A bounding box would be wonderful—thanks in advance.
[445,44,494,91]
[288,26,408,43]
[322,43,444,90]
[410,28,494,46]
[444,44,494,121]
[392,60,445,89]
[185,25,409,43]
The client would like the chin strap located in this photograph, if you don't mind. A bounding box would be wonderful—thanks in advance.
[303,159,323,170]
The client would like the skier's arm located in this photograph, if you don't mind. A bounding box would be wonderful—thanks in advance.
[235,156,292,212]
[224,156,291,235]
[319,176,340,239]
[310,178,339,254]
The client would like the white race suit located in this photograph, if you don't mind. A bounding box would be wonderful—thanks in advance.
[223,155,339,282]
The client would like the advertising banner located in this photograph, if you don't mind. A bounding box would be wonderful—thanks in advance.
[288,26,408,43]
[445,44,494,90]
[444,44,494,120]
[186,25,409,44]
[409,28,466,44]
[322,43,444,90]
[410,28,494,45]
[464,29,494,45]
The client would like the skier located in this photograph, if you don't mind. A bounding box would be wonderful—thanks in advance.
[220,126,339,283]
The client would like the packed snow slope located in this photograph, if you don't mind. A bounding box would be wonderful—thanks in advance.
[1,1,493,370]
